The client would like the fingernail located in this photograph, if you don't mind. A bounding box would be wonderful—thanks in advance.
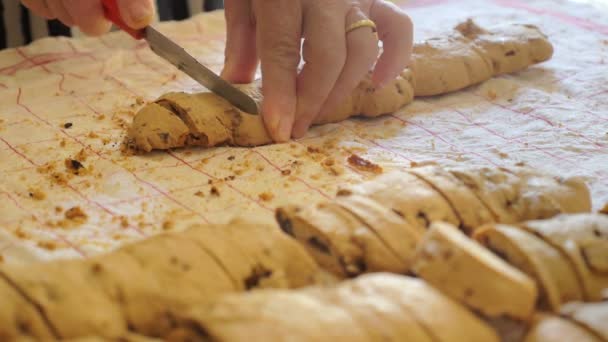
[291,120,309,140]
[127,3,153,27]
[276,117,293,142]
[263,109,281,139]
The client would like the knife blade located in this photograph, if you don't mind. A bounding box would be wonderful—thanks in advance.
[101,0,259,115]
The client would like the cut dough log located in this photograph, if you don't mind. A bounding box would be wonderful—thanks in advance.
[407,165,495,234]
[360,274,500,342]
[560,301,608,341]
[276,166,591,278]
[0,260,127,339]
[339,170,460,233]
[524,314,602,342]
[170,274,499,342]
[0,274,57,340]
[449,166,591,224]
[310,278,433,342]
[0,222,318,340]
[474,224,584,311]
[519,214,608,301]
[127,20,553,152]
[334,194,421,269]
[454,20,554,76]
[172,292,370,342]
[197,223,319,289]
[412,222,537,320]
[275,201,410,278]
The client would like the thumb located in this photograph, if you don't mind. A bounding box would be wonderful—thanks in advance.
[221,0,258,84]
[116,0,155,29]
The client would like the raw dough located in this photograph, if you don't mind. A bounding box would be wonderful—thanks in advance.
[169,273,499,342]
[474,224,584,311]
[127,20,553,152]
[340,170,460,233]
[0,222,318,340]
[408,165,495,234]
[519,214,608,301]
[276,165,591,279]
[276,201,411,277]
[524,314,601,342]
[560,301,608,341]
[412,222,537,320]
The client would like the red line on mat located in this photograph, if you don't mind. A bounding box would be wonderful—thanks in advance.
[0,136,38,166]
[494,0,608,35]
[390,114,503,167]
[167,151,273,212]
[472,93,607,149]
[1,190,87,258]
[250,149,332,200]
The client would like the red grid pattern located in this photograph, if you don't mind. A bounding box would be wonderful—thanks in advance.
[0,0,606,263]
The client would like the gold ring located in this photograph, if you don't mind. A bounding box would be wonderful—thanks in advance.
[346,19,377,34]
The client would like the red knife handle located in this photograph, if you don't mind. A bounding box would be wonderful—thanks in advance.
[101,0,146,39]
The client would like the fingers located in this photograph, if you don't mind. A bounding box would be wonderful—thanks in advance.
[21,0,53,19]
[63,0,111,36]
[116,0,155,29]
[369,0,413,87]
[221,0,258,84]
[253,0,302,142]
[291,1,349,138]
[315,7,379,125]
[46,0,75,26]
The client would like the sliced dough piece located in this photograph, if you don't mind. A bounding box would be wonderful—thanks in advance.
[121,233,236,300]
[362,274,500,342]
[341,170,460,233]
[0,261,126,339]
[314,278,434,342]
[85,250,176,337]
[180,225,261,291]
[561,302,608,341]
[276,202,407,277]
[412,222,537,320]
[334,193,421,271]
[524,314,601,342]
[449,166,520,223]
[157,92,234,147]
[448,166,589,224]
[207,222,319,289]
[474,224,584,311]
[507,167,592,219]
[520,214,608,301]
[175,290,369,342]
[456,20,554,75]
[408,165,495,234]
[0,275,56,340]
[127,102,190,152]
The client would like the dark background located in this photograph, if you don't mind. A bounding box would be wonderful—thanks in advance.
[0,0,225,49]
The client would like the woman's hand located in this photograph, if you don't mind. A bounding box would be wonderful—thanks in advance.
[20,0,155,35]
[221,0,413,142]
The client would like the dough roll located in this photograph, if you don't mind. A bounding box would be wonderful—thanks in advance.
[518,214,608,301]
[167,273,500,342]
[0,222,318,340]
[412,222,538,320]
[128,20,553,152]
[523,314,602,342]
[560,301,608,341]
[276,165,591,278]
[474,223,584,312]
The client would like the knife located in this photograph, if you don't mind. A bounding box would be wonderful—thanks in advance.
[101,0,259,115]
